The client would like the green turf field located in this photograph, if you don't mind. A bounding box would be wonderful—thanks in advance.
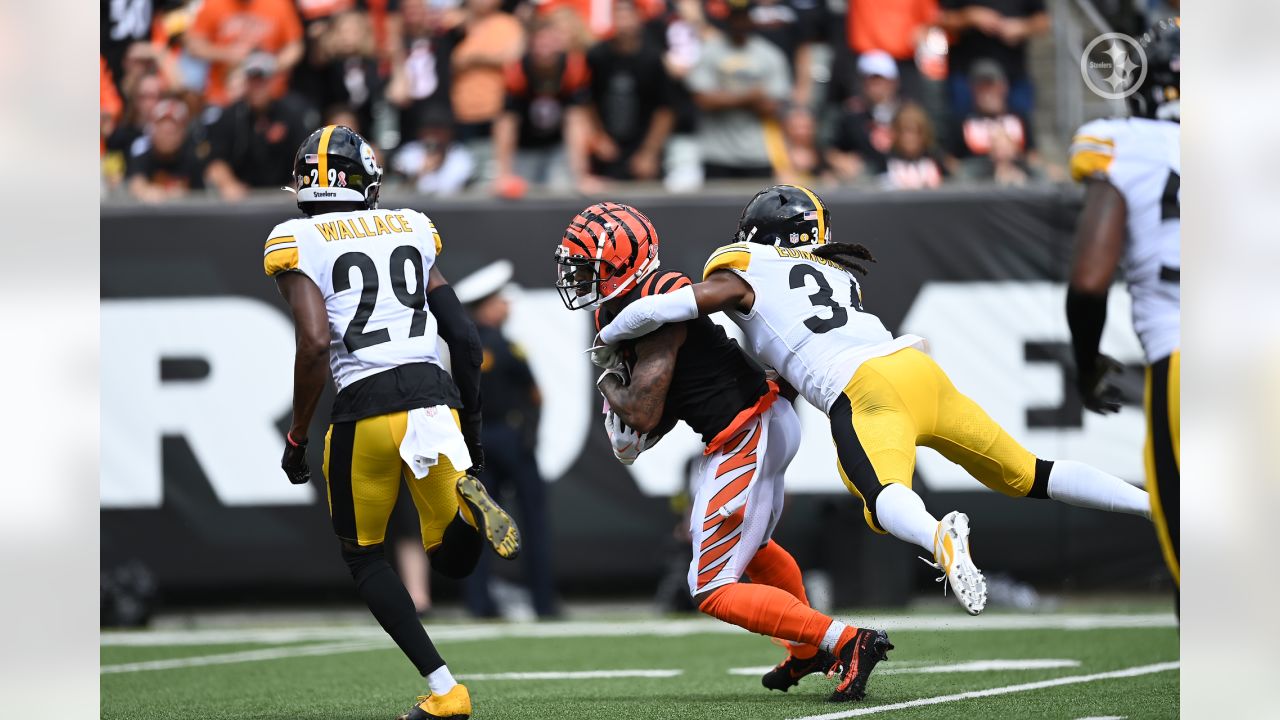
[102,611,1178,719]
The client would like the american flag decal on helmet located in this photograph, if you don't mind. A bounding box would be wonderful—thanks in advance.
[803,210,818,220]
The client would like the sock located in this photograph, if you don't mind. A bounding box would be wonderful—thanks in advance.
[1047,460,1151,518]
[430,513,483,580]
[426,665,457,695]
[342,544,445,677]
[819,620,850,653]
[746,540,818,658]
[875,483,941,553]
[697,583,847,651]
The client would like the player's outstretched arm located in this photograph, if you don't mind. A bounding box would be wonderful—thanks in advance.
[1067,179,1127,414]
[427,266,487,471]
[598,323,687,434]
[598,271,754,345]
[276,272,330,443]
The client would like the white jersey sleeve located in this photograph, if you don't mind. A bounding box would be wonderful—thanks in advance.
[264,208,445,391]
[1070,117,1181,363]
[703,242,925,413]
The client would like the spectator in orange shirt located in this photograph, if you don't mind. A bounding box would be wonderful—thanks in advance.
[451,0,526,134]
[845,0,938,101]
[184,0,304,106]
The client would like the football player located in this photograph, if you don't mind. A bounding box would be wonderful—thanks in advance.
[555,202,893,702]
[595,185,1153,615]
[266,125,521,720]
[1067,21,1180,586]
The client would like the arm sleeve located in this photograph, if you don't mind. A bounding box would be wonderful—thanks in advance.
[599,285,699,345]
[429,284,483,414]
[1065,286,1108,382]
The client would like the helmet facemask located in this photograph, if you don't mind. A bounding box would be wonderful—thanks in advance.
[554,245,617,310]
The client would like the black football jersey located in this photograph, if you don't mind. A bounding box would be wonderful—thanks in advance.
[595,270,769,444]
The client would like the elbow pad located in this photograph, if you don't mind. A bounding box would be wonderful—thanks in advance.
[599,285,699,345]
[428,284,483,411]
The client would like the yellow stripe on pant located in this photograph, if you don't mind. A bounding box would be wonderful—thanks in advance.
[1144,350,1180,585]
[322,408,466,549]
[830,348,1039,532]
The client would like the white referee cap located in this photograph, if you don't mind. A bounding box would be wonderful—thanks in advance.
[454,260,514,304]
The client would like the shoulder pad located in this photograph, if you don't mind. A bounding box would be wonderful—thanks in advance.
[639,270,693,297]
[1069,119,1118,183]
[702,243,753,281]
[263,220,302,277]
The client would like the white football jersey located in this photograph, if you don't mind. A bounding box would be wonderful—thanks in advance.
[703,242,926,413]
[264,208,445,391]
[1070,117,1181,363]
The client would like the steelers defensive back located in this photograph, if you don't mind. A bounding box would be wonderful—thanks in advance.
[265,124,520,720]
[1067,20,1180,586]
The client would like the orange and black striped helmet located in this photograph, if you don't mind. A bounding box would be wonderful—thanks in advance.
[555,202,661,310]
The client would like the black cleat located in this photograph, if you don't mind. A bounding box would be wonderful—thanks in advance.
[828,628,893,702]
[456,474,521,560]
[761,649,840,692]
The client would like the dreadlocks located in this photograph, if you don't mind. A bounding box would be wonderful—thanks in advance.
[812,242,876,276]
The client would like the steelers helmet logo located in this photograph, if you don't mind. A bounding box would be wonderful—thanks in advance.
[360,141,380,175]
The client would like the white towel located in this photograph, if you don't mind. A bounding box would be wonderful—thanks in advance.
[399,406,472,479]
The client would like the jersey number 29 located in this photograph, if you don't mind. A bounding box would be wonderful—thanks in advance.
[333,246,430,352]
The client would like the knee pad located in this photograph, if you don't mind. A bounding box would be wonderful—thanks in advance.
[341,541,386,582]
[429,515,482,579]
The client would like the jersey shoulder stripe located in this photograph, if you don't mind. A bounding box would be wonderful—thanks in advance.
[703,243,753,280]
[1069,119,1119,182]
[264,221,304,276]
[643,270,692,297]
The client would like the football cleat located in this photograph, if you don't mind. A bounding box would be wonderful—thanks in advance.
[397,684,471,720]
[828,628,893,702]
[921,511,988,616]
[456,474,521,560]
[761,648,840,692]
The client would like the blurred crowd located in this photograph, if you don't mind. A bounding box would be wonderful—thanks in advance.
[101,0,1062,203]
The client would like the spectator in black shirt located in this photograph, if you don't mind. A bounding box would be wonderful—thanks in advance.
[877,102,949,190]
[949,59,1037,176]
[126,95,210,202]
[491,18,592,195]
[305,11,384,137]
[827,50,901,183]
[205,53,317,197]
[579,0,675,184]
[938,0,1048,118]
[387,0,462,141]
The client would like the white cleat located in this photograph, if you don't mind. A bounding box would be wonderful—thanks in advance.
[921,511,988,616]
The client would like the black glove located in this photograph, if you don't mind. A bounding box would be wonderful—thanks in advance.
[460,411,485,474]
[1077,353,1125,415]
[281,433,311,485]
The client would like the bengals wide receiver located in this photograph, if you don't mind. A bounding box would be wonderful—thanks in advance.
[555,201,892,703]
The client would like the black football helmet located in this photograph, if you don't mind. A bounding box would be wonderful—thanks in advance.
[734,184,831,248]
[292,125,382,213]
[1129,19,1179,122]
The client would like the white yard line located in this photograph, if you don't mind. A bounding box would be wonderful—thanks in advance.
[102,613,1177,648]
[786,662,1179,719]
[728,659,1080,677]
[457,669,682,681]
[100,640,386,674]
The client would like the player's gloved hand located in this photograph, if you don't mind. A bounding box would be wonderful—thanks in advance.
[281,432,311,485]
[460,410,485,474]
[604,411,649,465]
[1077,353,1125,415]
[596,357,631,392]
[586,337,621,369]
